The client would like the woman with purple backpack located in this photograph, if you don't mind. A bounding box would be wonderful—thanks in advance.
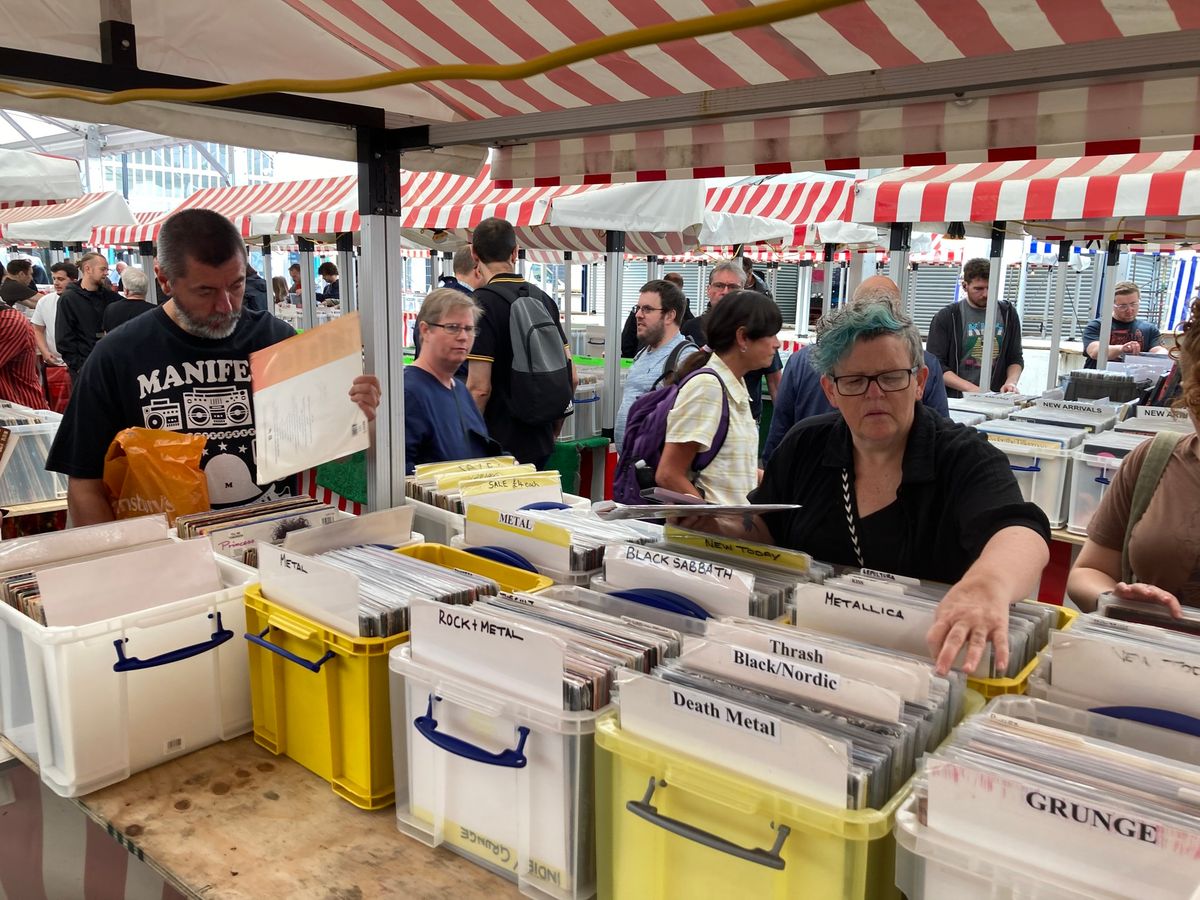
[653,290,782,504]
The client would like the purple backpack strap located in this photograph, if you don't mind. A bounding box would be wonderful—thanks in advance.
[685,369,731,471]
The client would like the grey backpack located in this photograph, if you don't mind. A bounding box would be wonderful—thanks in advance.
[480,280,573,426]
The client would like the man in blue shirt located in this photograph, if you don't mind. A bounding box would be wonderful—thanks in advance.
[405,287,496,473]
[1081,281,1167,368]
[763,276,949,464]
[614,279,699,451]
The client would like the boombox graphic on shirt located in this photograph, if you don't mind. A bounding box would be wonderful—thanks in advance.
[183,386,252,429]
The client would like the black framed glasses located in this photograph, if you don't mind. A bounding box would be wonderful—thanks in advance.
[426,322,477,336]
[634,304,663,315]
[830,366,918,396]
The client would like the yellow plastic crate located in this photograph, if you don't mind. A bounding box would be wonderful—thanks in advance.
[244,544,552,810]
[596,691,984,900]
[967,602,1078,699]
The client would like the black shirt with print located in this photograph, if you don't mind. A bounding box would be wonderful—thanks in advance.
[47,306,298,508]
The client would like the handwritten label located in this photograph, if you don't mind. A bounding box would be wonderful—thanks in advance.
[824,590,905,619]
[619,544,738,580]
[664,526,812,574]
[436,608,525,641]
[860,567,921,587]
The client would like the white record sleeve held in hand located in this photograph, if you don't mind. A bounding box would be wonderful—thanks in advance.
[251,312,370,483]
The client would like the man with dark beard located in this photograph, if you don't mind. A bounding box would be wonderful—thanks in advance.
[47,209,381,526]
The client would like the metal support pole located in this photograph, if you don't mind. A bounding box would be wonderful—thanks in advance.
[1096,240,1122,372]
[261,236,274,316]
[1015,244,1030,323]
[138,240,162,303]
[979,221,1007,392]
[358,127,406,511]
[1047,240,1072,391]
[822,243,836,320]
[49,241,64,265]
[430,252,442,285]
[646,255,660,282]
[767,261,779,298]
[297,236,317,331]
[337,232,356,314]
[563,251,573,334]
[601,230,626,435]
[797,260,813,337]
[517,248,526,278]
[887,223,913,311]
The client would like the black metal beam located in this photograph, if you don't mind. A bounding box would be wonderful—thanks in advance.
[357,128,403,217]
[0,47,386,130]
[99,20,137,68]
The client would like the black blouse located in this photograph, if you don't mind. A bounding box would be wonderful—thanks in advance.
[750,404,1052,583]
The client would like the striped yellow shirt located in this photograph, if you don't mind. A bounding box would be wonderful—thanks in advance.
[664,354,759,504]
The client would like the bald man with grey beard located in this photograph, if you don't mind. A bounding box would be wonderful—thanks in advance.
[761,275,949,464]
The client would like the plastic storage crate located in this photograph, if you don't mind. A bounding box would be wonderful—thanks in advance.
[245,544,551,809]
[894,798,1106,900]
[391,647,600,900]
[965,603,1077,700]
[1066,452,1123,535]
[595,715,905,900]
[0,557,254,798]
[986,439,1073,528]
[407,493,591,546]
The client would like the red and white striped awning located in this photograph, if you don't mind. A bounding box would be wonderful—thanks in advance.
[705,179,856,247]
[96,176,358,245]
[851,151,1200,242]
[93,210,167,247]
[0,192,132,242]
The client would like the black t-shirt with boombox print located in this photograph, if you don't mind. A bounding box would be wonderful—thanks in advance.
[47,306,298,508]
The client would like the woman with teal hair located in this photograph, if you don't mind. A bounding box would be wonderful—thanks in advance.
[688,300,1052,676]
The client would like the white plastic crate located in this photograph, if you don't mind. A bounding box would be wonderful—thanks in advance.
[0,556,254,797]
[406,494,591,546]
[986,439,1072,528]
[895,798,1109,900]
[1066,452,1123,535]
[391,646,600,900]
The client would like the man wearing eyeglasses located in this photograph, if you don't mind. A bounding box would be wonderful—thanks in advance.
[614,279,700,451]
[1082,281,1167,369]
[682,260,782,420]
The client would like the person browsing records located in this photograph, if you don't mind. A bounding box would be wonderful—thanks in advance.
[1068,295,1200,614]
[685,302,1051,675]
[614,278,700,452]
[405,288,497,473]
[656,290,781,504]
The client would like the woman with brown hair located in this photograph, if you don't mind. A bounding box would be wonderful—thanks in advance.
[1068,303,1199,615]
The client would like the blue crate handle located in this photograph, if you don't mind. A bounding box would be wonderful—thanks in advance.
[519,501,572,511]
[1094,473,1111,486]
[1088,705,1200,738]
[1010,459,1042,473]
[627,777,789,870]
[414,695,530,768]
[464,545,539,573]
[112,612,233,673]
[611,588,710,620]
[244,627,336,673]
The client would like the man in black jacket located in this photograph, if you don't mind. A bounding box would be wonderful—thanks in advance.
[242,263,269,313]
[56,252,119,377]
[926,258,1023,397]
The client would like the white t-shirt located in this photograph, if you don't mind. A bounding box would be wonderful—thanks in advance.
[664,353,759,504]
[31,291,60,357]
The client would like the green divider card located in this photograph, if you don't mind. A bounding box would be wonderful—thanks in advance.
[316,450,368,505]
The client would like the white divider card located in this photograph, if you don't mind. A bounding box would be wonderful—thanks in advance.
[1136,406,1190,422]
[618,671,852,808]
[1034,399,1118,416]
[257,542,361,636]
[1048,630,1200,720]
[681,641,904,723]
[408,599,565,709]
[791,583,991,674]
[459,471,564,513]
[704,621,931,703]
[37,538,224,627]
[463,504,573,572]
[924,758,1200,899]
[602,543,754,617]
[283,506,415,556]
[0,514,168,576]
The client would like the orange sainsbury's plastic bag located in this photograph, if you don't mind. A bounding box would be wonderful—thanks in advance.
[102,428,210,524]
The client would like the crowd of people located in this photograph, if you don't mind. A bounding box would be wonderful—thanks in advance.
[2,208,1189,675]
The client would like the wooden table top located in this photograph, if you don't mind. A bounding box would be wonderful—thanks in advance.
[4,734,521,900]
